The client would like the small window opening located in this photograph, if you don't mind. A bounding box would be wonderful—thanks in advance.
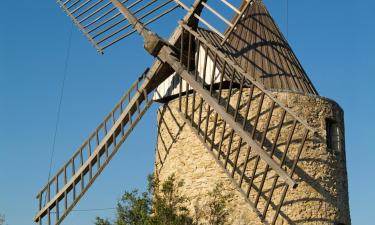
[326,118,340,151]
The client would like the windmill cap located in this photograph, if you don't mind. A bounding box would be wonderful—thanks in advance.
[222,0,318,95]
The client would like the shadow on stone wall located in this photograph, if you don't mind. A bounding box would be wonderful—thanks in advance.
[155,90,349,225]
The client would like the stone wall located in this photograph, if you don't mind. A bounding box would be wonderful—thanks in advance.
[154,90,350,225]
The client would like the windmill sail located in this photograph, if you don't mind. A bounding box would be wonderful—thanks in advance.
[34,1,205,224]
[57,0,250,53]
[34,69,154,225]
[35,0,318,224]
[57,0,181,53]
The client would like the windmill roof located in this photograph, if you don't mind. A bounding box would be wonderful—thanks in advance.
[200,0,318,95]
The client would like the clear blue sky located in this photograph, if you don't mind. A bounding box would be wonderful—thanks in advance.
[0,0,374,224]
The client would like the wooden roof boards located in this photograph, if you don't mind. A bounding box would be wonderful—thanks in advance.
[222,0,318,95]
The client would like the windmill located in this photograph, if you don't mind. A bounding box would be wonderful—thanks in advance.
[34,0,351,224]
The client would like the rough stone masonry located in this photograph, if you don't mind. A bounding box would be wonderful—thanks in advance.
[154,89,350,225]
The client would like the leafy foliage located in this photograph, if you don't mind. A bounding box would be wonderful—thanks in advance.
[205,183,233,225]
[95,175,232,225]
[95,217,112,225]
[149,175,192,225]
[0,214,5,225]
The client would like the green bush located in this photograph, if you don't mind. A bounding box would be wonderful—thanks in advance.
[206,183,233,225]
[0,214,5,225]
[95,175,232,225]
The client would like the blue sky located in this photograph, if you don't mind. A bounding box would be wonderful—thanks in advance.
[0,0,374,224]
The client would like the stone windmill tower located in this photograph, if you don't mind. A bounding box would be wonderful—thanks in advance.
[34,0,350,225]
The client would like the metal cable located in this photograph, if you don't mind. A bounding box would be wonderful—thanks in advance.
[286,0,289,102]
[286,0,289,38]
[50,207,116,213]
[44,23,74,205]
